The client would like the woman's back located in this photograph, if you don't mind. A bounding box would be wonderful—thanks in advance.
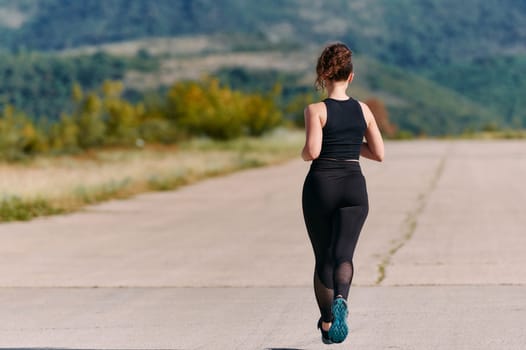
[319,97,367,161]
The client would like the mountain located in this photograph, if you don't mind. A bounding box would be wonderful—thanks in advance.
[1,0,525,67]
[0,0,299,51]
[0,0,525,133]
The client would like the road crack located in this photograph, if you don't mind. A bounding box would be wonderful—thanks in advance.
[375,148,448,285]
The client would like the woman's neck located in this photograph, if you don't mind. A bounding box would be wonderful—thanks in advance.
[326,80,350,100]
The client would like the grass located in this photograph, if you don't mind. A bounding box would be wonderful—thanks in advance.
[458,129,526,140]
[0,129,304,222]
[0,195,64,221]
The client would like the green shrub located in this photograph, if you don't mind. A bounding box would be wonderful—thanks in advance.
[285,93,316,127]
[0,106,48,161]
[49,113,81,153]
[167,78,245,140]
[138,118,179,144]
[167,78,283,140]
[0,195,62,222]
[74,178,132,204]
[1,77,284,160]
[244,93,282,136]
[75,93,107,148]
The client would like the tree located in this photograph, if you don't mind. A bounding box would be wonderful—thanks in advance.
[365,98,397,138]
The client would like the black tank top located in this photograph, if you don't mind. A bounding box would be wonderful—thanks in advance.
[318,97,367,160]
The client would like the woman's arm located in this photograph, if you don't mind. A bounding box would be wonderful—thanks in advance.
[301,103,323,161]
[359,101,384,162]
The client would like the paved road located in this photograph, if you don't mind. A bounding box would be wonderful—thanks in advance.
[0,140,525,349]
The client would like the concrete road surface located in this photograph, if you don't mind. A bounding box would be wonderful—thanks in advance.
[0,140,525,349]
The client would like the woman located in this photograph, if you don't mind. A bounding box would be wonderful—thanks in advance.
[301,42,384,344]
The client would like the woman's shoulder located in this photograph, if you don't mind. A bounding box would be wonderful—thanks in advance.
[304,101,326,114]
[307,101,326,109]
[356,100,373,126]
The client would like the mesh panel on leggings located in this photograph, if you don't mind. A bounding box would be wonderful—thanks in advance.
[314,271,334,322]
[334,261,354,299]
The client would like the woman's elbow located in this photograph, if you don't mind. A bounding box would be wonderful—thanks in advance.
[373,148,385,162]
[372,142,385,162]
[301,147,320,161]
[367,145,384,162]
[363,143,384,162]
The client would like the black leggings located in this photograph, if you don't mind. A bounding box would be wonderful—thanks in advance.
[302,159,368,322]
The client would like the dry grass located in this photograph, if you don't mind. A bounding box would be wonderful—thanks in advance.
[59,35,226,57]
[124,50,317,89]
[458,130,526,140]
[58,33,320,90]
[0,129,304,221]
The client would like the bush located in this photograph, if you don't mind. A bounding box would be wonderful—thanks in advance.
[364,98,398,138]
[0,106,48,160]
[102,81,142,146]
[167,78,283,140]
[138,118,179,144]
[0,77,284,160]
[49,113,81,153]
[75,93,107,148]
[0,195,62,222]
[285,93,316,127]
[167,78,245,140]
[244,93,282,136]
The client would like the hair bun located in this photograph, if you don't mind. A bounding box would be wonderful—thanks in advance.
[315,43,353,90]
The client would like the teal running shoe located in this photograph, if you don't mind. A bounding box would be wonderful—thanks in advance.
[328,297,348,343]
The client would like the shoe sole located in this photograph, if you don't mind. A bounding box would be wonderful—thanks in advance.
[321,336,333,345]
[328,298,348,343]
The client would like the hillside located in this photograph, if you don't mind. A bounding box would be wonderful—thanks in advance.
[425,55,526,128]
[1,0,525,67]
[0,0,525,133]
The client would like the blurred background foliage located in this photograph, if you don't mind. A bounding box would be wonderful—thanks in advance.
[0,0,525,161]
[0,78,286,160]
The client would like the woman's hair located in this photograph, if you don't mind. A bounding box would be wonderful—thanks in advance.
[315,42,353,90]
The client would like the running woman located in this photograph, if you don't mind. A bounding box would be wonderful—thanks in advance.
[301,42,384,344]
